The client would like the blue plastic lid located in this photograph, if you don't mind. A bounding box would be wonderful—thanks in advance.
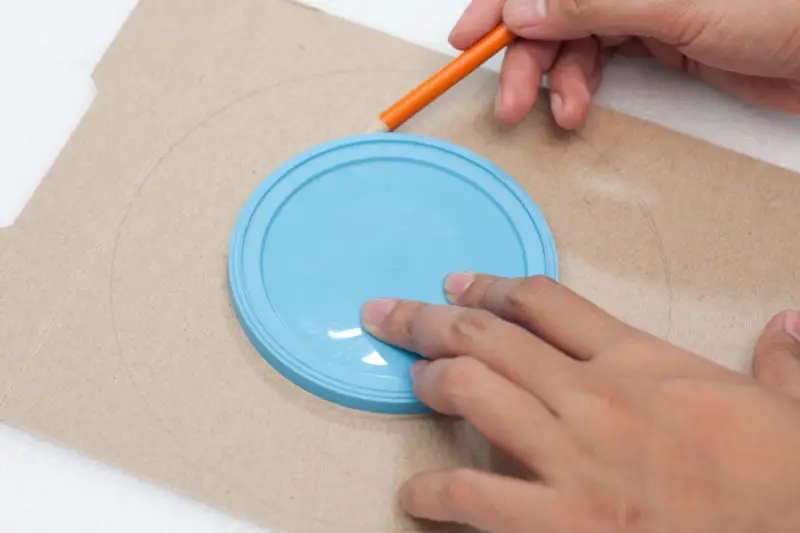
[228,133,558,415]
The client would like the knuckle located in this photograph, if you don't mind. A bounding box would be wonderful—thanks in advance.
[387,299,420,326]
[590,383,629,413]
[579,372,631,412]
[387,300,424,345]
[518,275,558,298]
[668,4,713,49]
[506,275,555,316]
[437,357,486,400]
[448,310,495,347]
[563,0,593,19]
[505,284,535,318]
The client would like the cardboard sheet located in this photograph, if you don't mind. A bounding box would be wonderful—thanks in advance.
[1,0,798,531]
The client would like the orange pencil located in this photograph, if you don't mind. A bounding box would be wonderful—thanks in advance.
[369,24,517,133]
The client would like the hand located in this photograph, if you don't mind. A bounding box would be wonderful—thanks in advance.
[361,273,800,532]
[451,0,800,130]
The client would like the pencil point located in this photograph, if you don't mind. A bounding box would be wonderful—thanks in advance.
[365,120,390,134]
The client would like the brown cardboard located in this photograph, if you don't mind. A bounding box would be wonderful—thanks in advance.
[1,0,798,531]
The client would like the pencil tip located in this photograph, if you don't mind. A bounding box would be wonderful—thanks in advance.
[365,120,390,134]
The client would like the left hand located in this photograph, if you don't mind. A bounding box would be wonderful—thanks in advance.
[451,0,800,130]
[360,273,800,533]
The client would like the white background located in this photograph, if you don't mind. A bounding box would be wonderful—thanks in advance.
[1,0,799,531]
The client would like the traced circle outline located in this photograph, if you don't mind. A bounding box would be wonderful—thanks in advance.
[108,67,672,532]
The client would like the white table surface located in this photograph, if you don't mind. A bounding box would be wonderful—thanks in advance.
[1,0,799,531]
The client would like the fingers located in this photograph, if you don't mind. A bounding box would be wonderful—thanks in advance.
[502,0,689,44]
[411,357,578,479]
[445,273,637,362]
[400,468,565,532]
[545,37,602,129]
[361,298,582,409]
[447,272,734,380]
[449,0,506,50]
[495,40,560,124]
[452,3,612,130]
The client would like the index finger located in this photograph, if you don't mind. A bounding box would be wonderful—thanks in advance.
[360,298,584,411]
[450,273,734,381]
[449,0,506,50]
[447,273,637,361]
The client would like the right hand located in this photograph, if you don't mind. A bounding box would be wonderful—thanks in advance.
[362,274,800,533]
[450,0,800,129]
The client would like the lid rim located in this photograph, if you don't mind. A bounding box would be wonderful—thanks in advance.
[228,133,559,415]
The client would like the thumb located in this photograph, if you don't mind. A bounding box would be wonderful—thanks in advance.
[752,310,800,398]
[502,0,691,43]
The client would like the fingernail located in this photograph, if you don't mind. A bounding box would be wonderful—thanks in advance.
[444,272,475,301]
[410,360,429,381]
[550,92,564,116]
[363,298,398,326]
[784,311,800,342]
[505,0,547,27]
